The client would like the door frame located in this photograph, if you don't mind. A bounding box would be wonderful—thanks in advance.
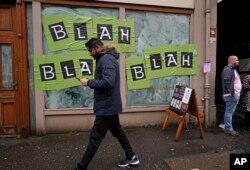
[0,0,30,136]
[16,0,30,136]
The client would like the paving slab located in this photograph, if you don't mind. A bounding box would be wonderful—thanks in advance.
[165,151,233,170]
[0,124,249,170]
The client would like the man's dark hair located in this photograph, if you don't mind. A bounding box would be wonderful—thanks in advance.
[85,38,103,49]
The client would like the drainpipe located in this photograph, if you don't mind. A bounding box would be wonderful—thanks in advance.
[204,0,211,127]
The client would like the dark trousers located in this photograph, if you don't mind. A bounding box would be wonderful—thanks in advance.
[77,114,135,170]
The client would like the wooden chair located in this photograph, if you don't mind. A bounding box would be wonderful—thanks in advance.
[162,107,186,141]
[162,107,204,141]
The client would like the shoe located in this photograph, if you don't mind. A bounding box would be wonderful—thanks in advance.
[224,130,239,137]
[118,155,140,167]
[218,123,225,129]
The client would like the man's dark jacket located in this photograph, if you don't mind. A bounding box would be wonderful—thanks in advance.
[221,64,237,95]
[88,49,122,115]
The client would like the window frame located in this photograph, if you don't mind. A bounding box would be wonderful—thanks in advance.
[29,0,194,115]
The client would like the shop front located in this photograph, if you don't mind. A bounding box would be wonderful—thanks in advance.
[0,0,218,136]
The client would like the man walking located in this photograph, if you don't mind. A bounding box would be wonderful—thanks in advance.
[221,55,242,136]
[75,38,139,170]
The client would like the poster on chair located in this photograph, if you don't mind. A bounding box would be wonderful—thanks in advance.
[169,85,193,115]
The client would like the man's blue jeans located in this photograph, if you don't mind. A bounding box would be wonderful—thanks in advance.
[223,95,240,132]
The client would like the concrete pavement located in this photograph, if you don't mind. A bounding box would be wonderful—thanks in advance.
[0,122,250,170]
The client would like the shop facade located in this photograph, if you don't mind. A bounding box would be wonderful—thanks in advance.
[0,0,218,136]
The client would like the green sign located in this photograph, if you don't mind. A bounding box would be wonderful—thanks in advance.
[34,51,94,90]
[42,14,135,52]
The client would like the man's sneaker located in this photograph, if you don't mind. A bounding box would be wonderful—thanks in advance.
[218,123,225,129]
[118,155,140,167]
[224,130,239,137]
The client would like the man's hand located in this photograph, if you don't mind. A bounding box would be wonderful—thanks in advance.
[80,78,89,86]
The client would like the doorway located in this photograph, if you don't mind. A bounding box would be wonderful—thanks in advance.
[0,1,30,136]
[216,0,250,125]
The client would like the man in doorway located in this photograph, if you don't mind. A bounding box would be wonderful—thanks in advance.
[75,38,140,170]
[221,55,242,136]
